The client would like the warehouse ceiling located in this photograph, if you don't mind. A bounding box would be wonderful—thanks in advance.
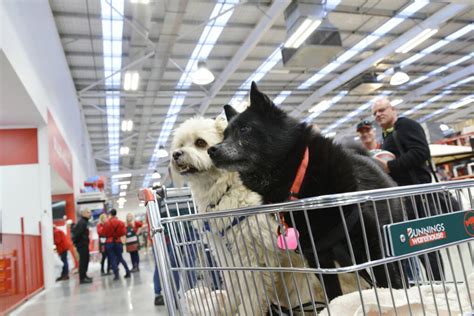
[49,0,474,207]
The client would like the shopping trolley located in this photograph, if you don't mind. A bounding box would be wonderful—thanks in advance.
[140,180,474,315]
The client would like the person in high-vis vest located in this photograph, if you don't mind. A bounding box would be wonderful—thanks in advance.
[102,209,130,280]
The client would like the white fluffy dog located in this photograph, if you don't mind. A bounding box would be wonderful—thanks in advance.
[171,117,324,315]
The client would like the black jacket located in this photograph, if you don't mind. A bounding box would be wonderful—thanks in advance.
[72,216,90,248]
[382,117,432,186]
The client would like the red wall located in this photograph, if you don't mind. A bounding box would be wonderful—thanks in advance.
[52,194,76,224]
[0,129,38,166]
[0,221,44,315]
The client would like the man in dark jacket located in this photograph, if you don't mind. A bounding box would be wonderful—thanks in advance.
[372,98,432,185]
[73,209,93,284]
[372,98,444,280]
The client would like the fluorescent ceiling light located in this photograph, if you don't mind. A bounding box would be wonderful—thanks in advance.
[115,180,131,185]
[117,197,127,202]
[308,100,330,113]
[305,90,348,122]
[118,205,124,209]
[284,18,322,49]
[124,71,139,91]
[138,202,145,207]
[390,68,410,86]
[152,171,161,179]
[325,132,337,138]
[192,61,215,85]
[120,146,130,155]
[112,173,132,179]
[396,28,438,54]
[448,96,474,110]
[119,191,126,197]
[274,91,292,106]
[153,181,161,187]
[391,98,404,106]
[120,184,128,190]
[121,119,133,132]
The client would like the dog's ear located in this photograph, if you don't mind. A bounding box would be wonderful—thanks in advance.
[214,115,228,134]
[250,81,274,112]
[224,104,238,121]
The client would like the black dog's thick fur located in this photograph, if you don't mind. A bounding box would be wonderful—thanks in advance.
[209,82,405,300]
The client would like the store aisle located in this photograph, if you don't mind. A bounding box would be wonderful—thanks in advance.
[11,251,167,316]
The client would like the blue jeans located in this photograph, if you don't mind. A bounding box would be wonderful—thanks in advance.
[60,251,69,277]
[153,243,183,296]
[106,243,130,277]
[130,251,139,268]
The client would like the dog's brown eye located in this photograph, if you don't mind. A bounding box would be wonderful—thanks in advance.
[195,138,207,148]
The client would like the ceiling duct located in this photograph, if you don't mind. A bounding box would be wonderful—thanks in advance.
[281,1,342,69]
[342,72,383,95]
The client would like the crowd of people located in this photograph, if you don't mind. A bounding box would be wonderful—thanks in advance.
[53,209,145,284]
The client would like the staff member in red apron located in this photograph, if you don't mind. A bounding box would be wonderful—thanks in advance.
[102,209,130,280]
[125,213,143,272]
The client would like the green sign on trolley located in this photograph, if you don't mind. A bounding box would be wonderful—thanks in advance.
[384,210,474,257]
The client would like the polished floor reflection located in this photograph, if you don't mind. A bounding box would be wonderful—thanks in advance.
[11,251,168,315]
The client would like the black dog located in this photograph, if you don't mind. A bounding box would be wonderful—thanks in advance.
[208,82,405,300]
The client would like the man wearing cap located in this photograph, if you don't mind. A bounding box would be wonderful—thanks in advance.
[356,120,380,151]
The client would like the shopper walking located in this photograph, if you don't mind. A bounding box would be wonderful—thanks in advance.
[53,226,71,281]
[372,98,443,280]
[125,213,143,272]
[97,213,111,275]
[72,209,93,284]
[103,209,130,280]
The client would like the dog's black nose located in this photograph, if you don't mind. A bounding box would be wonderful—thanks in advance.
[172,150,183,161]
[207,146,218,157]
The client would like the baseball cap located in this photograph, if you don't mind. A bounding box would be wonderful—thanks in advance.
[356,120,374,132]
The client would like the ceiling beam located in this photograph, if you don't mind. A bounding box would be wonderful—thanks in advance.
[290,3,470,116]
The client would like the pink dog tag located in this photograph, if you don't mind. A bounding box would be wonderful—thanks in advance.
[277,228,299,250]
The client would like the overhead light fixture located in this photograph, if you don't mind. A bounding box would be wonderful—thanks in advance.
[120,146,130,155]
[120,184,128,190]
[439,124,450,132]
[396,28,439,54]
[152,170,161,179]
[284,17,322,49]
[124,71,139,91]
[325,132,336,138]
[390,67,410,86]
[138,202,144,207]
[118,205,124,209]
[153,181,161,187]
[121,120,133,132]
[112,173,132,179]
[391,99,404,106]
[156,146,168,158]
[117,197,127,203]
[119,192,126,197]
[192,61,215,85]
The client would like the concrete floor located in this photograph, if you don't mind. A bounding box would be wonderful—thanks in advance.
[11,250,168,316]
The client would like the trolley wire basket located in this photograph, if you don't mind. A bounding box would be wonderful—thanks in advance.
[140,180,474,316]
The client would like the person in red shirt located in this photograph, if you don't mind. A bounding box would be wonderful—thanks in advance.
[102,209,130,280]
[125,213,143,272]
[53,226,72,281]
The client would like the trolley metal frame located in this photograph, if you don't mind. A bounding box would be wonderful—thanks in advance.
[140,180,474,316]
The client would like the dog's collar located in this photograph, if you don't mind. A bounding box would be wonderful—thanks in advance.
[288,146,309,201]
